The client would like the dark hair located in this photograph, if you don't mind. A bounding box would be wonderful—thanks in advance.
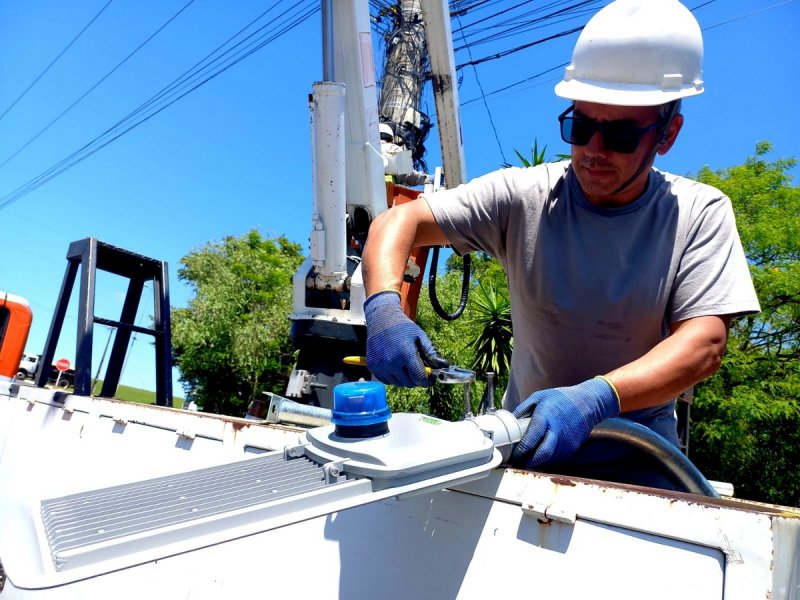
[655,99,682,144]
[658,99,682,121]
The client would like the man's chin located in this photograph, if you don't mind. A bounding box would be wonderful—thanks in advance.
[576,171,618,203]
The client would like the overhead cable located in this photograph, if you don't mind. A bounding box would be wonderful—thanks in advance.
[702,0,793,31]
[0,0,197,171]
[456,25,582,69]
[107,0,313,149]
[0,0,318,210]
[453,11,507,162]
[454,1,600,51]
[460,62,566,106]
[0,0,115,124]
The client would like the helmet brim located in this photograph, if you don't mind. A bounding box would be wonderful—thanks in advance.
[555,78,703,107]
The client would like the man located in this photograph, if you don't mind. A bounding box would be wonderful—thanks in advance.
[360,0,760,483]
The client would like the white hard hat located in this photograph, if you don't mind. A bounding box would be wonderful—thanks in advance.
[555,0,704,106]
[379,123,394,141]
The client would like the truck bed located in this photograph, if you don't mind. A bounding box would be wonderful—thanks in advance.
[1,381,798,599]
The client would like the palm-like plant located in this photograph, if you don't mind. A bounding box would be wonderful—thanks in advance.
[468,283,513,377]
[501,139,570,168]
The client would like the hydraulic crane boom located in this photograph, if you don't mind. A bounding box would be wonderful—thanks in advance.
[286,0,465,408]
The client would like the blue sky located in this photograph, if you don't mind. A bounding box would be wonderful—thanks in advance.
[0,0,797,396]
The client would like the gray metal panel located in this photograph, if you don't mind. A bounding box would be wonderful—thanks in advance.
[41,453,332,566]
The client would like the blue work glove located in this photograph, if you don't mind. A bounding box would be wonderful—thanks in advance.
[364,290,448,387]
[511,377,620,467]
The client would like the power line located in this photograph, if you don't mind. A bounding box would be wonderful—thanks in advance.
[453,0,599,49]
[454,11,507,162]
[690,0,718,10]
[461,62,566,106]
[0,0,601,203]
[456,25,582,69]
[702,0,794,31]
[0,0,197,172]
[456,0,571,37]
[462,0,782,107]
[0,0,115,124]
[3,0,784,209]
[113,0,313,144]
[0,0,318,211]
[451,0,515,19]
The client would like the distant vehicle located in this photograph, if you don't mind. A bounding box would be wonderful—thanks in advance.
[0,290,32,382]
[16,353,39,380]
[16,353,74,389]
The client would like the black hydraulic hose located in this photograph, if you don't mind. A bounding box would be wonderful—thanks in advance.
[428,246,470,321]
[589,418,720,498]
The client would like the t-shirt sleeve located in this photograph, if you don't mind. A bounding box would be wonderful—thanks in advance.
[422,168,517,260]
[669,188,761,322]
[423,164,557,262]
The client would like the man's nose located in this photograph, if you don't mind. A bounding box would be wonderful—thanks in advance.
[583,131,607,155]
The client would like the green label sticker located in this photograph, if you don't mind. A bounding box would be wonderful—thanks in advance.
[419,415,444,426]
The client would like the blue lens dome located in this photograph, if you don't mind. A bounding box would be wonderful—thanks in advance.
[331,381,391,431]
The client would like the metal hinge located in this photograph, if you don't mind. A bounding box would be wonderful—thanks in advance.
[522,500,577,525]
[322,460,348,484]
[283,443,308,460]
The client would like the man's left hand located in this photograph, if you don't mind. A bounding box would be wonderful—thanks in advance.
[511,377,620,467]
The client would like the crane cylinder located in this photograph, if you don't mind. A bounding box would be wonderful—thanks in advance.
[310,82,348,280]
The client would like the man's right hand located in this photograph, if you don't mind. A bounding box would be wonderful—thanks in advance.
[364,291,449,387]
[510,377,620,467]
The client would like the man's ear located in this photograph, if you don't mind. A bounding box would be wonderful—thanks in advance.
[657,113,684,156]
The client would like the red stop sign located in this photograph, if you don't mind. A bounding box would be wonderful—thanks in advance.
[55,358,71,372]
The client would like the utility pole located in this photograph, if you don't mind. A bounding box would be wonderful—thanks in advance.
[378,0,431,169]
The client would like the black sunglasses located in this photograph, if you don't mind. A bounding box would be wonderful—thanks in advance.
[558,106,664,154]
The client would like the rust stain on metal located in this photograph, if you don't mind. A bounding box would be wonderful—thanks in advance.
[547,476,577,487]
[501,466,799,512]
[230,419,247,432]
[506,467,542,478]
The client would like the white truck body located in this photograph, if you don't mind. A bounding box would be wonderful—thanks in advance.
[1,382,798,599]
[2,2,798,598]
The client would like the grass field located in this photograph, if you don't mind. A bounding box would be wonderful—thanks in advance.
[90,380,184,408]
[113,383,184,408]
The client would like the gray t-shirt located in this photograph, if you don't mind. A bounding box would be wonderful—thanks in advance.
[426,161,760,442]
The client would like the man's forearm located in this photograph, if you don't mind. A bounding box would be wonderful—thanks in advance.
[605,315,731,412]
[363,206,417,296]
[363,200,450,296]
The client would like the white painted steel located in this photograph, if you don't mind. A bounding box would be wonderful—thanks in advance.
[310,82,348,278]
[420,0,466,187]
[289,0,384,325]
[331,0,386,220]
[290,256,367,323]
[0,489,729,600]
[456,469,800,599]
[1,382,798,599]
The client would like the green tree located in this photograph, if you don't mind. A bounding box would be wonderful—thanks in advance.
[691,142,800,506]
[171,230,304,416]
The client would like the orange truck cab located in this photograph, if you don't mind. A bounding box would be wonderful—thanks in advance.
[0,291,33,381]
